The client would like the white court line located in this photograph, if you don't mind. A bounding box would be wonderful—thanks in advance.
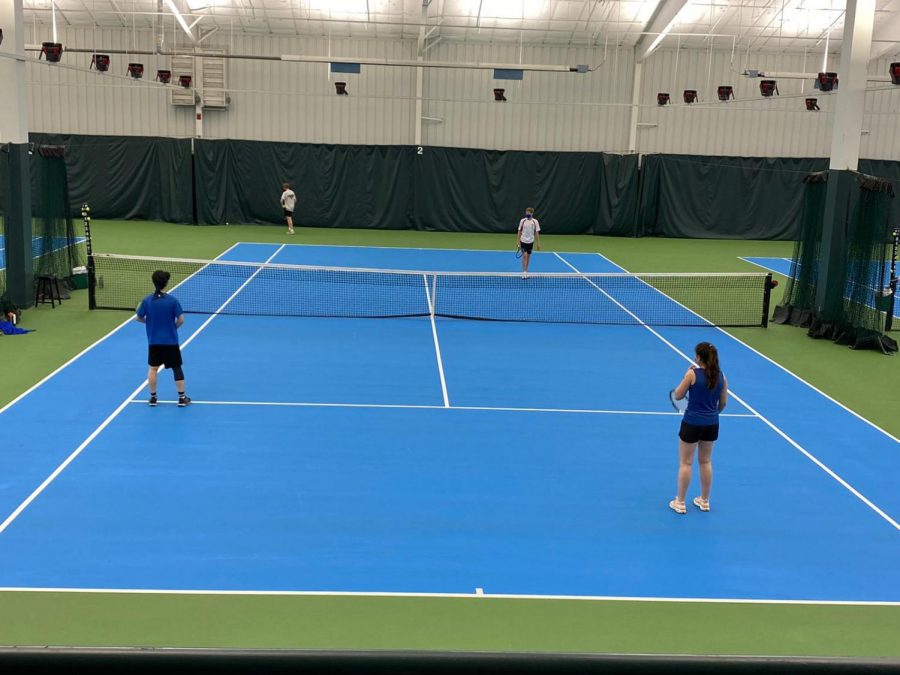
[598,251,899,445]
[236,240,640,257]
[422,274,450,407]
[0,242,243,416]
[0,244,286,538]
[0,381,148,536]
[556,253,899,531]
[125,399,758,418]
[0,586,897,606]
[738,256,787,274]
[237,240,516,254]
[0,239,87,272]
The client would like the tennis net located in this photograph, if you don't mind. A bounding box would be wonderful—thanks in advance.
[89,253,774,328]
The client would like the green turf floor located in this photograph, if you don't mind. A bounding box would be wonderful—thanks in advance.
[2,221,898,655]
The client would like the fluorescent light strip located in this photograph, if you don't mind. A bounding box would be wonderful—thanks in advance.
[164,0,194,40]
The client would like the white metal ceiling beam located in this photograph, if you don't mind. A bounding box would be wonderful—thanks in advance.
[163,0,197,42]
[197,25,218,43]
[78,0,97,23]
[634,0,690,62]
[21,8,645,32]
[869,1,900,61]
[107,0,128,27]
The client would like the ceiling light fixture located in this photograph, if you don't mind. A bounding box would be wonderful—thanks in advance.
[164,0,195,40]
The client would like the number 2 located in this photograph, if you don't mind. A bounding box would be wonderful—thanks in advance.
[417,146,423,155]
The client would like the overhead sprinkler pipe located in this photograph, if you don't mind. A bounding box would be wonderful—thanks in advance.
[741,69,891,83]
[22,44,593,74]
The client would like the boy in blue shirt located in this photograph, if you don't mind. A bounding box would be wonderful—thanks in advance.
[136,270,191,407]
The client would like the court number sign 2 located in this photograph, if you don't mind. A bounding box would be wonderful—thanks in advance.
[417,147,423,155]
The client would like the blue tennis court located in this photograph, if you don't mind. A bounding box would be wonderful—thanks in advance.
[0,234,86,271]
[1,243,898,602]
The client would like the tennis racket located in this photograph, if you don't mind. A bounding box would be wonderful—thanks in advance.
[669,389,689,414]
[515,245,523,259]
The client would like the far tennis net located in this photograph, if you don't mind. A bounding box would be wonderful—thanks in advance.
[89,253,775,328]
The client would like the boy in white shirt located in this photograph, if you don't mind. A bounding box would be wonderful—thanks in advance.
[280,183,297,235]
[516,207,540,278]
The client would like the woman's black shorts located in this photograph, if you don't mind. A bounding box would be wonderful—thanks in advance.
[679,421,719,444]
[519,241,534,254]
[148,344,183,369]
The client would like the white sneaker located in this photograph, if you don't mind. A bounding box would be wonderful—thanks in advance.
[669,499,686,514]
[693,496,710,512]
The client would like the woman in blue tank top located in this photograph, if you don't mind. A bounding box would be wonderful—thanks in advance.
[669,342,728,514]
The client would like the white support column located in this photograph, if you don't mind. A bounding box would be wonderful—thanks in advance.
[415,25,425,146]
[0,0,30,144]
[628,61,642,153]
[828,0,876,171]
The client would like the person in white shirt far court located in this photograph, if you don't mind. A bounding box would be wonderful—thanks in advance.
[516,207,541,278]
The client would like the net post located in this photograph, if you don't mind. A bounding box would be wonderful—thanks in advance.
[762,273,773,327]
[82,204,96,310]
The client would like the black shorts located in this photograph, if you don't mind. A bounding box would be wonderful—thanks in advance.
[148,344,183,369]
[283,208,294,218]
[519,241,534,254]
[679,421,719,444]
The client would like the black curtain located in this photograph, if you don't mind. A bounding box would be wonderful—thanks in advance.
[412,146,605,234]
[858,159,900,229]
[195,141,639,234]
[194,140,414,228]
[20,133,900,241]
[636,154,828,240]
[29,133,193,224]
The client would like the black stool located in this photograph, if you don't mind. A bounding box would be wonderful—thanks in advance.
[35,275,64,308]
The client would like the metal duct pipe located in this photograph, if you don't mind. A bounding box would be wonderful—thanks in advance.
[25,45,592,72]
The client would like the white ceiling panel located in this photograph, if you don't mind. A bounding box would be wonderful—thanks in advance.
[18,0,900,55]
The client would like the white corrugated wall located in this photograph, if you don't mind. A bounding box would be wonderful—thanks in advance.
[25,26,900,160]
[28,27,193,138]
[201,34,416,145]
[421,44,633,152]
[635,48,900,159]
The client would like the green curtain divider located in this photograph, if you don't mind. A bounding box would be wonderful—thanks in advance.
[636,154,829,240]
[28,133,193,224]
[16,134,900,240]
[194,140,639,234]
[858,159,900,228]
[194,140,415,229]
[412,146,603,234]
[597,152,641,236]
